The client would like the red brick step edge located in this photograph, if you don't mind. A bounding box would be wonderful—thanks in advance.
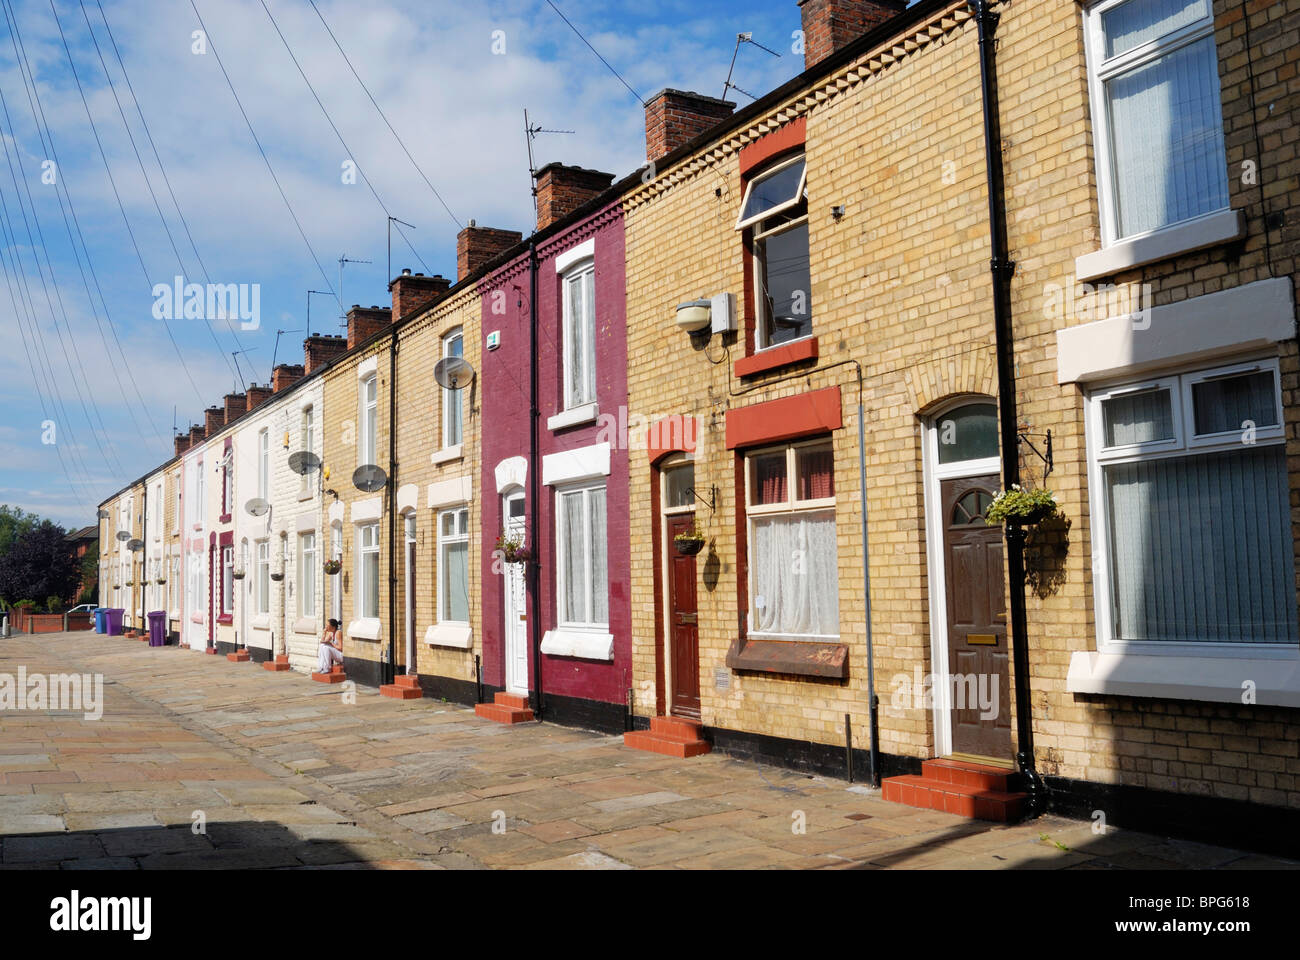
[380,674,423,700]
[475,691,534,724]
[882,758,1026,822]
[311,665,347,684]
[624,716,712,758]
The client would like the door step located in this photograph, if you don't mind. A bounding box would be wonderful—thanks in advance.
[380,674,424,700]
[311,664,347,684]
[882,758,1026,822]
[624,716,712,758]
[475,692,534,724]
[226,649,251,662]
[262,654,291,672]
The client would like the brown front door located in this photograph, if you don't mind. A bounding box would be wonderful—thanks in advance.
[667,514,701,718]
[941,475,1011,761]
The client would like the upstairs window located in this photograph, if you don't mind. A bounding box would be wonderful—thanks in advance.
[562,262,597,410]
[300,406,315,495]
[442,328,464,448]
[257,430,269,501]
[1085,0,1228,241]
[360,374,378,465]
[737,155,812,350]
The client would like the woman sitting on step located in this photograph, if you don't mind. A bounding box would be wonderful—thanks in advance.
[317,618,343,674]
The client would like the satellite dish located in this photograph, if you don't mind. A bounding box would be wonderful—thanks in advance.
[127,538,144,552]
[433,356,475,391]
[288,451,321,476]
[97,508,110,519]
[352,464,388,493]
[245,498,270,517]
[115,530,131,542]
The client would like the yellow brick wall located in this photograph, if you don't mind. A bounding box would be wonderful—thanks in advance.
[393,284,483,689]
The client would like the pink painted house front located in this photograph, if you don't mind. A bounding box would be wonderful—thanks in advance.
[477,164,631,732]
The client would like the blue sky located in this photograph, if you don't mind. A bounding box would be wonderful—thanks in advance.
[0,0,819,528]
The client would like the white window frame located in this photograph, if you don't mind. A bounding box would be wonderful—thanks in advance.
[360,374,378,466]
[1085,355,1293,658]
[436,505,470,625]
[356,522,380,620]
[330,523,343,622]
[255,539,270,616]
[734,154,808,231]
[196,460,206,528]
[257,429,269,501]
[561,261,597,411]
[738,154,813,352]
[1082,0,1228,246]
[555,480,608,631]
[441,328,464,449]
[298,532,317,619]
[743,438,839,642]
[221,545,233,616]
[300,406,315,495]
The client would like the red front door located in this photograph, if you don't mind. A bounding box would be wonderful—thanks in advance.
[667,514,701,718]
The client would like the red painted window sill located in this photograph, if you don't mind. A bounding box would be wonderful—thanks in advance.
[725,636,848,679]
[734,337,818,378]
[218,614,233,625]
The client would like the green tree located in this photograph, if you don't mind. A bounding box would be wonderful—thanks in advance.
[0,520,79,608]
[0,505,38,556]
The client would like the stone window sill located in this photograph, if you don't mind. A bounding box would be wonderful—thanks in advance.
[431,445,463,466]
[734,337,818,378]
[1074,209,1245,282]
[1067,650,1300,707]
[725,636,847,679]
[547,402,599,432]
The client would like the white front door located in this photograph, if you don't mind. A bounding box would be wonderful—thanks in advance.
[502,491,528,694]
[404,515,416,674]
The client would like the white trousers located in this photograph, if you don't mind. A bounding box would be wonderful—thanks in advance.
[318,643,343,673]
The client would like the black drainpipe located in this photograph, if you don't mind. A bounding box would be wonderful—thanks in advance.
[970,0,1042,815]
[386,328,399,687]
[528,239,544,720]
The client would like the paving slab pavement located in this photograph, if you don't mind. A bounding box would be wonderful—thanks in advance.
[1,631,1296,870]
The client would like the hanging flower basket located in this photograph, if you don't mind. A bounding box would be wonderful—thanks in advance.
[496,534,529,565]
[323,558,342,576]
[156,578,167,585]
[985,485,1057,527]
[232,569,247,581]
[673,526,707,556]
[270,571,285,582]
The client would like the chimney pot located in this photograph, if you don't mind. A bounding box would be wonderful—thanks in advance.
[797,0,906,70]
[532,163,615,232]
[456,224,523,281]
[644,89,735,164]
[389,270,450,321]
[272,364,305,393]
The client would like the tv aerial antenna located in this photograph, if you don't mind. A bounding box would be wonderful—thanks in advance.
[271,327,305,376]
[723,32,781,102]
[230,349,256,393]
[524,107,575,217]
[338,255,373,325]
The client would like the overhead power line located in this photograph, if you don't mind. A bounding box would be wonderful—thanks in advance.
[188,0,341,310]
[544,0,646,106]
[305,0,463,231]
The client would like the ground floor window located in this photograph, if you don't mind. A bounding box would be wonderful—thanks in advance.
[298,532,317,618]
[744,439,839,641]
[357,523,380,619]
[221,545,233,615]
[557,483,608,628]
[1088,358,1296,646]
[438,506,469,623]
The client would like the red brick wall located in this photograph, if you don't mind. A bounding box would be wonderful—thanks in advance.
[798,0,906,69]
[644,89,735,163]
[345,307,392,350]
[223,393,246,424]
[272,364,304,393]
[203,407,223,436]
[533,164,615,231]
[457,224,523,281]
[390,272,451,321]
[304,334,347,373]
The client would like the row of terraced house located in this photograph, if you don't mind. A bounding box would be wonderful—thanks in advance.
[98,0,1300,853]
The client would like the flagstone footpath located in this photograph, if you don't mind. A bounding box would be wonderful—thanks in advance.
[1,632,1295,870]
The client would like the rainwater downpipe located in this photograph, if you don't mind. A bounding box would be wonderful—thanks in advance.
[528,239,544,720]
[970,0,1043,814]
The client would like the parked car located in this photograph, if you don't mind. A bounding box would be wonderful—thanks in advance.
[67,603,98,615]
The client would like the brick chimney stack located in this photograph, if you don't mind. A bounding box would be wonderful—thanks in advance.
[389,270,451,321]
[346,306,392,350]
[174,434,191,457]
[644,89,735,164]
[456,221,523,281]
[189,424,206,447]
[304,333,348,374]
[797,0,906,70]
[223,392,246,425]
[533,163,615,232]
[245,383,273,411]
[272,364,304,393]
[204,406,224,436]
